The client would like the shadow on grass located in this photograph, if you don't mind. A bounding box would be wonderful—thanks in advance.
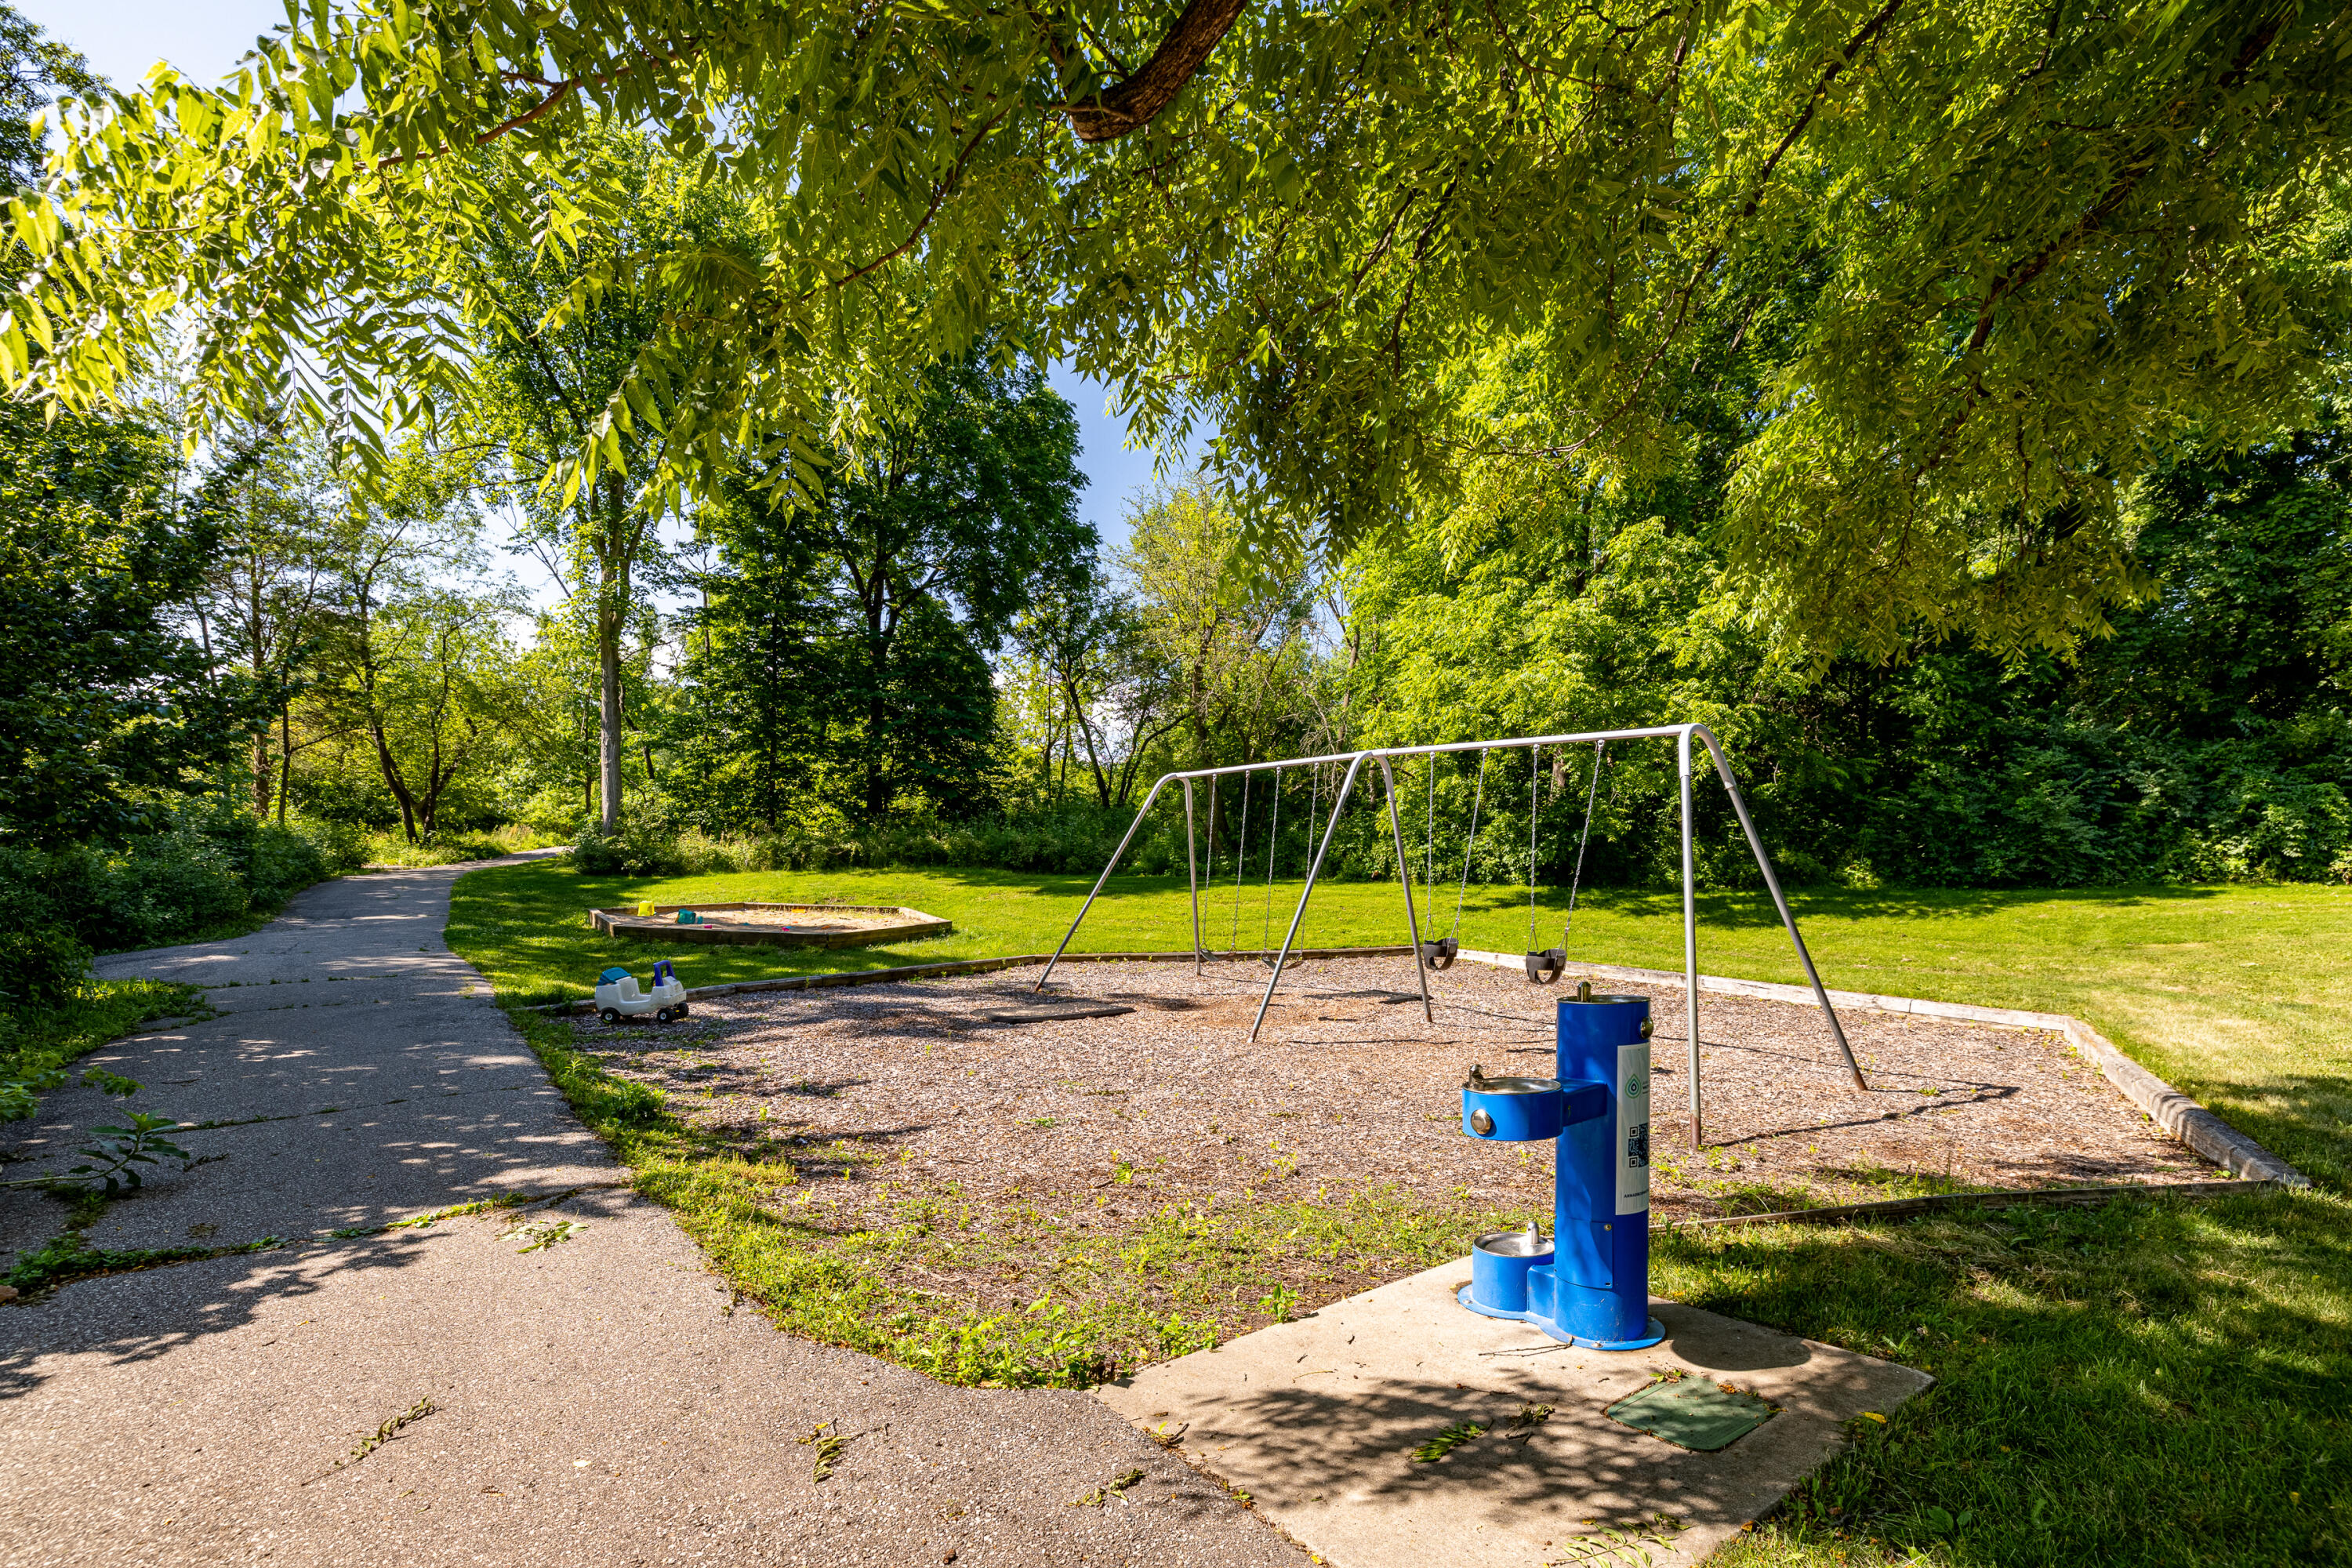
[1671,1189,2352,1566]
[2179,1070,2352,1196]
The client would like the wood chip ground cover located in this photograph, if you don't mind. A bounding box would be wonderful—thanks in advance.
[566,956,2218,1383]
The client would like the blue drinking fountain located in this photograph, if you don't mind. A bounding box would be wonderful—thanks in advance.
[1458,985,1664,1349]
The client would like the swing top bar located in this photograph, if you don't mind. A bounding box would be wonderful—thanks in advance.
[1142,725,1697,785]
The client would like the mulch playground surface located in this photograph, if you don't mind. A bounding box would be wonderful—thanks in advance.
[573,956,2216,1234]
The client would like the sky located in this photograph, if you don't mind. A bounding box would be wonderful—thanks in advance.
[20,0,1184,597]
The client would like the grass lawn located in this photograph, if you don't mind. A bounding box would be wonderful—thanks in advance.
[452,858,2352,1565]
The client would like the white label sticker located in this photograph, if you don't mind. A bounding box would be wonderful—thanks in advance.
[1617,1040,1651,1215]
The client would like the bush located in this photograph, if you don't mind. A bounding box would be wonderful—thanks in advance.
[583,808,1157,881]
[359,823,562,867]
[0,922,92,1011]
[569,821,687,878]
[289,817,372,877]
[249,823,333,908]
[0,801,364,955]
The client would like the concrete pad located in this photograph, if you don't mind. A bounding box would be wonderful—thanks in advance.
[1097,1261,1933,1567]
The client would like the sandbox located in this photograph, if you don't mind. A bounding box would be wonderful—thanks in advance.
[588,901,950,949]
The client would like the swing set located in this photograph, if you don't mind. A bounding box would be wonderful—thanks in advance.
[1036,724,1867,1146]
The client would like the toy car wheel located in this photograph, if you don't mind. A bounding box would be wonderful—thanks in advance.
[673,1002,689,1018]
[599,1007,622,1025]
[655,1007,674,1023]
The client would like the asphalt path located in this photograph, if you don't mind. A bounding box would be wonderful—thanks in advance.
[2,858,1299,1566]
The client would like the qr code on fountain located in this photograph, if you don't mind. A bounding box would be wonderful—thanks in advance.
[1626,1124,1650,1167]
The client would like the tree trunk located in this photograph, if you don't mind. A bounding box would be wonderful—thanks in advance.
[865,696,891,819]
[249,576,271,818]
[862,595,894,821]
[371,723,420,844]
[1065,674,1112,808]
[278,705,294,826]
[418,728,443,841]
[251,727,274,819]
[594,477,630,832]
[598,595,626,833]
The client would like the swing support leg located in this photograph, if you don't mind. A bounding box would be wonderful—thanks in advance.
[1680,731,1702,1149]
[1183,779,1203,975]
[1037,778,1169,992]
[1378,757,1434,1025]
[1249,756,1367,1041]
[1697,731,1868,1092]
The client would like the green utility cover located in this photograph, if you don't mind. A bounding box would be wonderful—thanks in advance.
[1604,1377,1776,1452]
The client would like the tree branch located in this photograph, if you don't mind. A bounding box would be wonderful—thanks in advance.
[813,109,1010,298]
[1515,0,1907,466]
[372,41,699,170]
[1915,11,2291,479]
[1058,0,1249,143]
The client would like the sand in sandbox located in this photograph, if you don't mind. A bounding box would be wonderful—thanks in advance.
[691,909,907,933]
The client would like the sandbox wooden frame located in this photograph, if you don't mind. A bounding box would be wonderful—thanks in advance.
[589,902,951,949]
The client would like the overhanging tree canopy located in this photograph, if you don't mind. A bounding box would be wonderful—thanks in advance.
[5,0,2349,659]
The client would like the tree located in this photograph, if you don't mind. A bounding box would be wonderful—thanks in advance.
[307,442,517,844]
[0,0,97,193]
[1121,480,1315,776]
[461,133,742,830]
[669,485,829,833]
[0,5,271,851]
[1013,562,1185,813]
[191,425,339,821]
[12,2,2352,664]
[320,586,519,844]
[0,401,269,847]
[800,349,1088,818]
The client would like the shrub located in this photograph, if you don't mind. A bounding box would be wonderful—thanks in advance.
[570,821,687,878]
[248,823,333,908]
[288,817,372,877]
[359,823,562,867]
[0,802,359,955]
[0,922,92,1011]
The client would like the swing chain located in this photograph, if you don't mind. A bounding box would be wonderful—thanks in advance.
[1227,767,1250,956]
[1259,764,1283,961]
[1423,757,1454,967]
[1525,742,1566,985]
[1564,740,1605,948]
[1422,749,1488,971]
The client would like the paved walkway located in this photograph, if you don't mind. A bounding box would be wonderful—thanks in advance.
[2,860,1298,1566]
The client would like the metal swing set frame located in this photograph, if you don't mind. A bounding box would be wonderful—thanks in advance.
[1036,724,1867,1146]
